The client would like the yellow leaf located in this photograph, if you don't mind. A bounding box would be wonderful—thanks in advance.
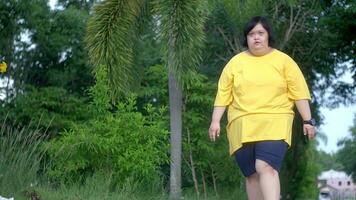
[0,61,7,73]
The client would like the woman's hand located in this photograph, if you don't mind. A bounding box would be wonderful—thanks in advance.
[303,124,315,139]
[209,121,220,141]
[209,106,226,142]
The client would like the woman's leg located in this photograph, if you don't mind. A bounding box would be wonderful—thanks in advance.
[246,172,263,200]
[235,143,262,199]
[255,159,280,200]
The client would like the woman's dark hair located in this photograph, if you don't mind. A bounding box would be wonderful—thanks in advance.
[242,16,276,48]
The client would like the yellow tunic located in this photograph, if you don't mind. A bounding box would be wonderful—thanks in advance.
[214,49,311,155]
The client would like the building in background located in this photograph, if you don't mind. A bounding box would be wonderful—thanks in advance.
[318,169,356,200]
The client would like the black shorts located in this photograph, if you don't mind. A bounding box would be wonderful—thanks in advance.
[234,140,288,177]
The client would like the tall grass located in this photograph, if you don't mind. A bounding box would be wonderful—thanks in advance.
[36,173,168,200]
[36,174,246,200]
[0,122,47,198]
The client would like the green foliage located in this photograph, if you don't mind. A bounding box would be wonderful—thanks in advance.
[86,0,144,98]
[45,67,169,184]
[26,6,93,94]
[133,17,163,71]
[281,142,319,199]
[152,0,208,86]
[1,2,94,96]
[88,65,111,115]
[200,2,237,78]
[0,86,90,136]
[316,150,344,172]
[86,0,208,98]
[183,69,244,188]
[1,5,91,114]
[0,0,354,197]
[219,0,266,30]
[57,0,98,10]
[318,0,356,106]
[337,114,356,181]
[281,115,319,200]
[0,0,48,61]
[138,64,245,193]
[0,0,95,141]
[138,64,169,107]
[0,123,47,198]
[320,0,355,65]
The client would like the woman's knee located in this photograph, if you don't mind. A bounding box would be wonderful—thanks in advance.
[255,159,276,175]
[246,172,259,186]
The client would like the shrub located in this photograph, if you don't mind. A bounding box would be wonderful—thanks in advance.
[44,67,169,185]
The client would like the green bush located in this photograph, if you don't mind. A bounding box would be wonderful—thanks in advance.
[44,67,169,185]
[0,86,91,137]
[45,98,169,184]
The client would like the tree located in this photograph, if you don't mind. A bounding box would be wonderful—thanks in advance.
[317,150,343,172]
[85,0,206,198]
[0,0,48,99]
[0,0,95,136]
[337,114,356,181]
[0,0,95,99]
[317,0,356,107]
[57,0,97,10]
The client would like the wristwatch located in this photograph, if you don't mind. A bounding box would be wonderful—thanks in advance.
[303,119,315,126]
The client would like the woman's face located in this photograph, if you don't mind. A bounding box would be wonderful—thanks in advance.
[247,23,269,51]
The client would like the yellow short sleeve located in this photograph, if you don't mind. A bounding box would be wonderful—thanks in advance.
[214,59,234,106]
[284,57,311,100]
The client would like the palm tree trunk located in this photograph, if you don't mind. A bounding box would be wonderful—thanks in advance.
[168,68,182,199]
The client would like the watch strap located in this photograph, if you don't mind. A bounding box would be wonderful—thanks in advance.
[303,119,315,126]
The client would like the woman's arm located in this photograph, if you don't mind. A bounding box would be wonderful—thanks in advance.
[295,99,315,139]
[295,99,312,120]
[209,106,226,141]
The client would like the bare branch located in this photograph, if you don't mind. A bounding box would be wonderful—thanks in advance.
[217,27,238,53]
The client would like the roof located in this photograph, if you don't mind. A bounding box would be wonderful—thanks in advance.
[318,169,352,180]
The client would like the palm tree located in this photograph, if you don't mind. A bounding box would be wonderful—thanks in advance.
[85,0,206,198]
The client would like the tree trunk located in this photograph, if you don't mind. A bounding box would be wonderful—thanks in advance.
[187,128,200,198]
[168,68,182,199]
[211,165,220,200]
[200,167,207,199]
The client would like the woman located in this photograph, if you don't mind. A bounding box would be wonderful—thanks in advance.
[208,16,315,200]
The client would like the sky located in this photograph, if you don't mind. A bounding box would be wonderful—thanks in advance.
[49,0,57,9]
[318,105,355,154]
[47,0,355,154]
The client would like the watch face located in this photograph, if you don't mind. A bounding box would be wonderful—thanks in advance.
[311,119,316,125]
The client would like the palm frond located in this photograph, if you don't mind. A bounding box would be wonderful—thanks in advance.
[153,0,207,87]
[85,0,143,100]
